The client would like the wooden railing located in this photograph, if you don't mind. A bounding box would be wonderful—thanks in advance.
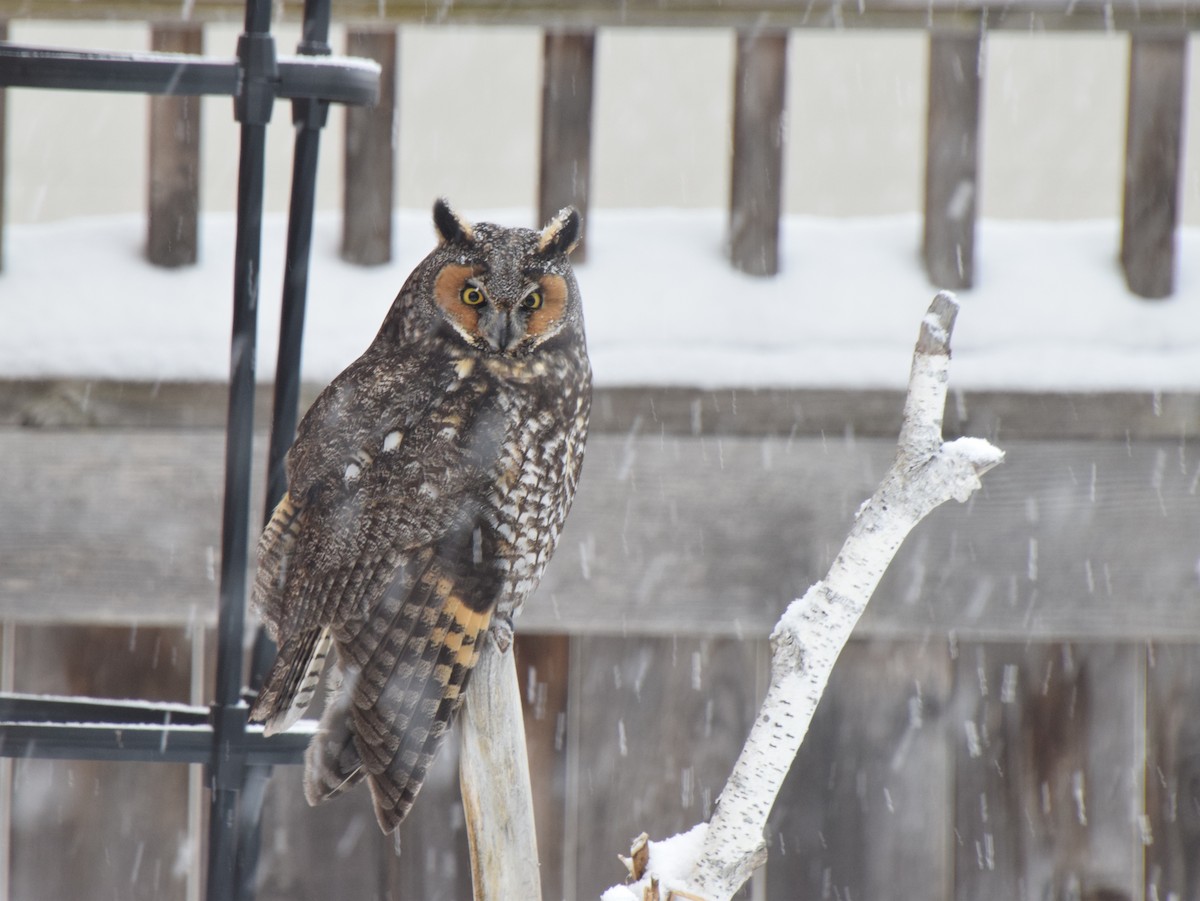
[0,0,1195,294]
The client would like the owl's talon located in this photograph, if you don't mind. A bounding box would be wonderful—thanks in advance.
[489,612,515,653]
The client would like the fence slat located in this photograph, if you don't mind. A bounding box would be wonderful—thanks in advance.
[539,31,594,261]
[8,625,195,901]
[952,643,1141,901]
[7,429,1200,641]
[1121,33,1187,299]
[341,28,396,266]
[729,29,787,277]
[146,23,202,268]
[567,635,765,898]
[1145,644,1200,901]
[768,639,953,900]
[0,20,6,273]
[923,30,982,290]
[515,634,571,901]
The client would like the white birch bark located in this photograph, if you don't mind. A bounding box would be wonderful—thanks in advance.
[607,292,1004,901]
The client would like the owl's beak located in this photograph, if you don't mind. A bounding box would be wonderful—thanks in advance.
[479,308,523,354]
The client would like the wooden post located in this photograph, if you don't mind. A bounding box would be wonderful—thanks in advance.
[539,31,595,262]
[923,30,983,291]
[729,30,788,277]
[460,637,543,901]
[1121,33,1187,299]
[147,23,203,268]
[342,28,397,266]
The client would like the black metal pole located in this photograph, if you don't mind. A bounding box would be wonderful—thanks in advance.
[264,5,332,519]
[234,2,334,896]
[209,0,276,898]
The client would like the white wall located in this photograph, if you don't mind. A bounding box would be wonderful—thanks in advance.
[6,21,1199,225]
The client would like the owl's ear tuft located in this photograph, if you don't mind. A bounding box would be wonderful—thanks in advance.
[433,198,475,245]
[536,207,582,257]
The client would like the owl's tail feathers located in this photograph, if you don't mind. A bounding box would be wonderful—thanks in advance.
[353,595,492,834]
[249,626,333,736]
[303,671,367,806]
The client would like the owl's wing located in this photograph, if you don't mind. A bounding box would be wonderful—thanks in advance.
[251,359,512,831]
[305,511,502,832]
[250,350,483,731]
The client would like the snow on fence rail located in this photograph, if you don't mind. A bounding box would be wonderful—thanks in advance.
[0,1,1193,295]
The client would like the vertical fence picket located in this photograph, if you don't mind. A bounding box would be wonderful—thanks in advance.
[767,639,953,900]
[515,634,571,901]
[729,29,787,277]
[1121,33,1187,299]
[0,20,8,273]
[341,27,397,266]
[147,23,203,267]
[568,635,764,899]
[1145,643,1200,901]
[923,29,982,291]
[538,31,595,261]
[952,642,1142,901]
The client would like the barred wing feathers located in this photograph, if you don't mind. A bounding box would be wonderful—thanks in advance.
[307,546,494,831]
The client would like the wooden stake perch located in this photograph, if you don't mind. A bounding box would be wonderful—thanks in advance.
[607,292,1004,901]
[460,632,543,901]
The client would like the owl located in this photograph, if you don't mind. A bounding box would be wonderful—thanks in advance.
[248,199,591,837]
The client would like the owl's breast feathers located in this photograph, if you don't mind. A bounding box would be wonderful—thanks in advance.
[250,340,590,833]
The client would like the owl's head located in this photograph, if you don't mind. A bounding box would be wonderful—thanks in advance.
[413,198,584,358]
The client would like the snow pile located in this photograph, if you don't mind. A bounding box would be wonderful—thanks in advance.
[2,209,1197,392]
[599,823,708,901]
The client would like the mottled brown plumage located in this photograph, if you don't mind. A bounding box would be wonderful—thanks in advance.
[249,199,591,836]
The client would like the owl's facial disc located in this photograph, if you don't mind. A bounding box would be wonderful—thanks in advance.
[433,264,569,355]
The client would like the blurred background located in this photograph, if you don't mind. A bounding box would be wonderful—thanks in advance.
[1,10,1198,901]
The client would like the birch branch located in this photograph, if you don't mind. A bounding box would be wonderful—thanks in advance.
[604,291,1004,901]
[460,633,543,901]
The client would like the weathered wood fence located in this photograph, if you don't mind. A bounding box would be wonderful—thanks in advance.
[1,384,1198,899]
[0,0,1195,295]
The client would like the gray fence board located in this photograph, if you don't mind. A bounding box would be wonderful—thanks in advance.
[341,28,397,267]
[1121,34,1187,300]
[1144,643,1200,901]
[515,633,571,901]
[566,635,764,899]
[7,625,196,901]
[951,642,1141,900]
[3,429,1198,641]
[538,31,595,263]
[729,30,787,276]
[146,24,202,268]
[923,30,981,291]
[767,638,953,900]
[4,382,1197,442]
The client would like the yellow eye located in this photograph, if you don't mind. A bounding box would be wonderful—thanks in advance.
[460,285,485,306]
[522,290,544,311]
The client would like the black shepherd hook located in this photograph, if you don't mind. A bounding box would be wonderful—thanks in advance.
[0,2,378,898]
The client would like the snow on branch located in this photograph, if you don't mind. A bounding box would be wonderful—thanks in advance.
[604,291,1004,901]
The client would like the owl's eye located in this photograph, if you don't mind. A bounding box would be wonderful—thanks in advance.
[521,291,544,311]
[460,286,485,306]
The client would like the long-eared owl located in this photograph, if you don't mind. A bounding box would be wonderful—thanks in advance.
[249,199,591,836]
